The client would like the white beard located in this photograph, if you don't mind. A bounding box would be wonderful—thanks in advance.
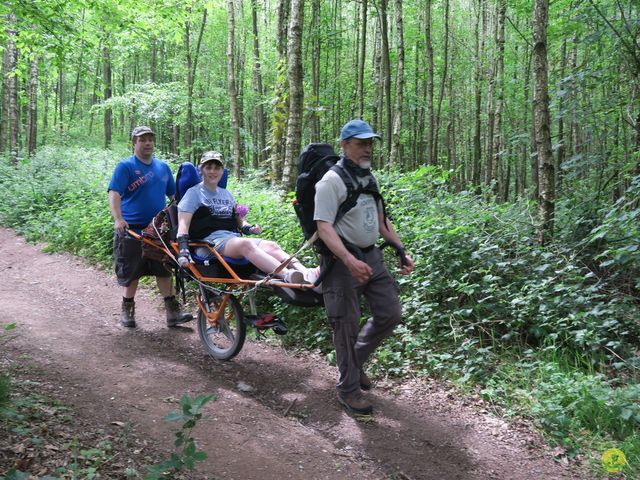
[359,160,372,169]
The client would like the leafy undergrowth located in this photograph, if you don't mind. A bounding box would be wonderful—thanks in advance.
[0,361,175,479]
[0,356,214,480]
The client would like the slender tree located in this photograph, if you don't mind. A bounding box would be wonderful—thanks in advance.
[185,7,207,160]
[103,46,112,148]
[310,0,321,141]
[7,14,19,161]
[250,0,266,167]
[472,0,487,185]
[425,0,434,165]
[282,0,304,190]
[268,0,290,186]
[378,0,392,156]
[390,0,405,167]
[533,0,554,244]
[27,54,38,155]
[227,0,242,174]
[493,0,506,197]
[357,0,368,118]
[433,0,450,166]
[0,44,9,154]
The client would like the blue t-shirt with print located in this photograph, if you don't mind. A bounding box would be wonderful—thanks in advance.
[108,155,175,226]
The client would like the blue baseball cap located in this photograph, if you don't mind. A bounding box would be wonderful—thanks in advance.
[339,119,381,141]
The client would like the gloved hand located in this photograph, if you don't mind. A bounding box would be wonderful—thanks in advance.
[177,234,192,268]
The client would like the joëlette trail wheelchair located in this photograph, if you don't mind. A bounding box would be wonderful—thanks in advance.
[128,204,323,362]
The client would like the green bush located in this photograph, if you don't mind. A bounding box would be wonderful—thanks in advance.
[370,166,640,382]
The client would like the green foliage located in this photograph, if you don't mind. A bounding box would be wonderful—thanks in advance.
[479,357,640,477]
[57,438,116,479]
[584,176,640,294]
[145,393,215,480]
[1,149,639,467]
[374,166,639,381]
[0,374,10,409]
[1,370,213,479]
[1,323,17,412]
[0,145,187,267]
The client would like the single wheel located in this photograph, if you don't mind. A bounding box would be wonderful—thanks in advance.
[197,292,246,361]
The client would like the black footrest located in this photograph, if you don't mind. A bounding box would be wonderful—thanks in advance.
[244,313,288,335]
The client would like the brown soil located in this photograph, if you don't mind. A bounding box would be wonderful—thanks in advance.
[0,227,595,479]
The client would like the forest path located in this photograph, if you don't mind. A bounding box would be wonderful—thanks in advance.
[0,227,590,479]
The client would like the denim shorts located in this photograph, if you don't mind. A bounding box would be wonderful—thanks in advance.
[199,230,262,257]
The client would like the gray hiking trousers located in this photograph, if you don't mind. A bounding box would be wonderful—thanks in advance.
[321,247,402,394]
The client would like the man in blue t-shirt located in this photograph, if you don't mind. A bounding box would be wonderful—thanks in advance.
[108,126,192,328]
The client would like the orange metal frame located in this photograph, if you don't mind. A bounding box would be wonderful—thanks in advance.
[127,230,310,328]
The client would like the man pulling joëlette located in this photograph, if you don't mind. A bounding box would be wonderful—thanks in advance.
[314,119,414,415]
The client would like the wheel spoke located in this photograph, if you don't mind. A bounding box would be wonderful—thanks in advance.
[197,294,245,360]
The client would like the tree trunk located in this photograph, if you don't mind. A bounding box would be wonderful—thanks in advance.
[568,36,581,164]
[332,0,342,141]
[310,0,321,141]
[492,0,506,197]
[69,51,83,125]
[556,38,567,193]
[184,14,193,156]
[151,37,158,84]
[433,0,450,166]
[357,0,368,118]
[103,46,112,149]
[268,0,290,186]
[7,14,19,162]
[533,0,554,244]
[390,0,405,167]
[425,0,434,165]
[379,0,392,158]
[250,0,266,168]
[235,28,245,165]
[412,15,422,169]
[183,8,206,161]
[0,43,9,154]
[43,55,49,141]
[521,46,533,198]
[27,54,38,155]
[282,0,304,191]
[372,18,381,142]
[472,0,486,185]
[485,3,496,187]
[227,0,242,174]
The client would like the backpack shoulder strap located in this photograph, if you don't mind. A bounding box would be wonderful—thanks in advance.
[330,161,359,224]
[331,160,390,231]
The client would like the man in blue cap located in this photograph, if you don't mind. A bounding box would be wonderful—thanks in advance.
[314,119,414,414]
[108,126,193,329]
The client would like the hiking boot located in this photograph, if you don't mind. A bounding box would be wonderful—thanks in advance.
[164,296,194,327]
[337,390,373,415]
[121,301,136,328]
[360,371,372,391]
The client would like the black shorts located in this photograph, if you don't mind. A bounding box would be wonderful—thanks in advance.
[113,231,172,287]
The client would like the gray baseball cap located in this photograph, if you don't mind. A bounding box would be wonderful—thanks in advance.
[131,126,155,139]
[199,151,224,167]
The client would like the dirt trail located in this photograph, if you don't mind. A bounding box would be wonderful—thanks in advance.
[0,227,591,479]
